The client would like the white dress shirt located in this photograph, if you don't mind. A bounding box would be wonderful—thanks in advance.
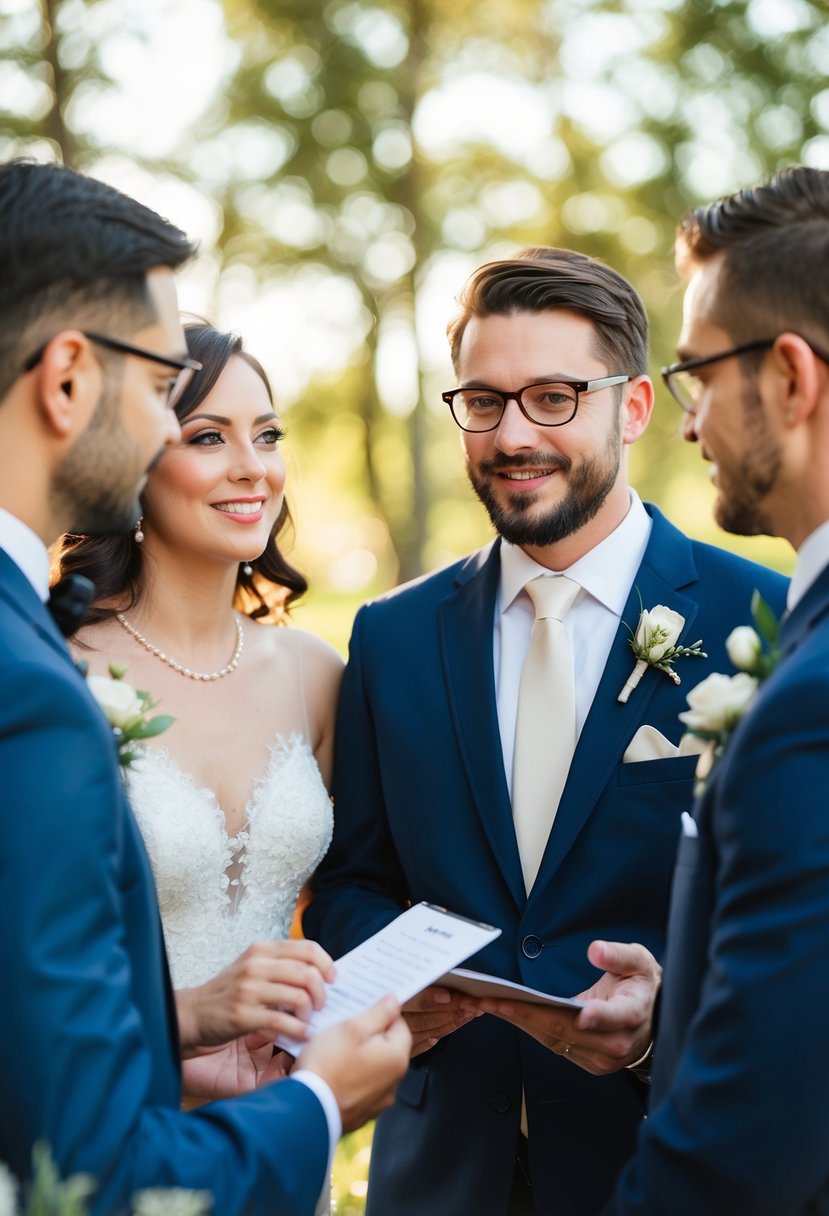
[495,491,652,792]
[0,506,50,601]
[788,517,829,612]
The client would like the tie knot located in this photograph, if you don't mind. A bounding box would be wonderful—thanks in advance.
[525,575,579,622]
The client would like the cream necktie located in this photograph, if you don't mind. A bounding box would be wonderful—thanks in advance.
[512,575,580,893]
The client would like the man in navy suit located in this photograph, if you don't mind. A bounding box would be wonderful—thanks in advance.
[594,166,829,1214]
[0,158,409,1216]
[304,246,787,1214]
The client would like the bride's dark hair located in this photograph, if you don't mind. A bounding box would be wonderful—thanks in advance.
[56,321,308,626]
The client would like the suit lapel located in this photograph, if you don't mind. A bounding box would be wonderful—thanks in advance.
[531,508,701,891]
[439,542,526,909]
[780,564,829,658]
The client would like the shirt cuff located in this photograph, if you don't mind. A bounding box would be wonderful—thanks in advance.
[291,1069,342,1176]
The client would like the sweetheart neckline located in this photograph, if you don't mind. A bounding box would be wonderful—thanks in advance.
[132,732,318,843]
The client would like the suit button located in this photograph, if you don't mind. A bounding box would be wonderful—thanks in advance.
[522,935,543,959]
[489,1091,511,1113]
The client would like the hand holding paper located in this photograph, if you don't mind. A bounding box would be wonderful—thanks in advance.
[277,903,500,1055]
[475,939,660,1076]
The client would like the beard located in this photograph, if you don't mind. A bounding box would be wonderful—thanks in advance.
[52,378,145,536]
[715,380,780,537]
[466,412,622,547]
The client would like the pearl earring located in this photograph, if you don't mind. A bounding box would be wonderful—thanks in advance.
[134,518,145,544]
[242,562,253,576]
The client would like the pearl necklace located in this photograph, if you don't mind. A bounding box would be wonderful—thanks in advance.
[115,613,244,681]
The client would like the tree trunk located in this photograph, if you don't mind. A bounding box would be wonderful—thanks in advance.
[39,0,77,166]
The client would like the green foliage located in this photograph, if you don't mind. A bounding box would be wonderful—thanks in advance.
[17,1144,94,1216]
[0,1145,211,1216]
[332,1124,373,1215]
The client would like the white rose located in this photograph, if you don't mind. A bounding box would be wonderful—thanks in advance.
[87,675,144,730]
[0,1163,18,1216]
[726,625,762,672]
[133,1189,213,1216]
[635,605,685,661]
[678,671,759,734]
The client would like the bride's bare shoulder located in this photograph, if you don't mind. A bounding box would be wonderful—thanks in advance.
[247,619,344,678]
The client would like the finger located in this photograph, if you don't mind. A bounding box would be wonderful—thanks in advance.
[402,1004,470,1031]
[272,938,336,979]
[586,939,658,979]
[575,994,650,1034]
[256,1053,292,1088]
[408,1018,466,1045]
[403,986,458,1012]
[266,1011,313,1042]
[258,961,330,1010]
[480,1000,578,1037]
[385,1016,413,1053]
[241,940,336,984]
[351,994,402,1039]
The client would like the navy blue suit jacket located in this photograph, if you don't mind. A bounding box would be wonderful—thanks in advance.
[0,548,328,1215]
[305,505,788,1216]
[606,561,829,1215]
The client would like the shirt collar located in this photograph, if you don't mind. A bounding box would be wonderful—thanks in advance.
[788,517,829,611]
[0,507,51,602]
[499,490,652,616]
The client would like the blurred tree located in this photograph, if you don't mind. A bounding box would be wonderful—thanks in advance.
[544,0,827,521]
[0,0,122,168]
[201,0,568,580]
[203,0,827,582]
[2,0,826,591]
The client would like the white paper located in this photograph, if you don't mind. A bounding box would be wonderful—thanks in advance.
[435,967,584,1011]
[277,902,500,1054]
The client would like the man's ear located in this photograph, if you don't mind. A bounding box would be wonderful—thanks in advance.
[35,331,101,438]
[771,333,826,427]
[621,375,655,445]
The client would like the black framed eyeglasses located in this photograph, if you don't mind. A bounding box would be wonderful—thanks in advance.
[23,330,202,408]
[662,334,829,414]
[442,375,631,433]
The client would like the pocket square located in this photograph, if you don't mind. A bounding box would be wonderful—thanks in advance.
[623,725,707,763]
[681,811,699,838]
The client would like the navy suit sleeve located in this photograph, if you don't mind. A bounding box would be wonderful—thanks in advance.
[305,604,409,954]
[0,657,328,1216]
[605,657,829,1215]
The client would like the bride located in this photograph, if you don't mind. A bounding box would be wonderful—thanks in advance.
[57,322,343,1137]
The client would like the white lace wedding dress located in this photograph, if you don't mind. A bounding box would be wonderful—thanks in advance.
[127,730,334,1213]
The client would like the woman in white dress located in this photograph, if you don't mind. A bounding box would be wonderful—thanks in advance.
[57,323,343,1112]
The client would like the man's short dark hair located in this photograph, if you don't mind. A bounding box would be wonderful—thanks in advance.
[447,247,649,377]
[0,159,196,400]
[676,165,829,348]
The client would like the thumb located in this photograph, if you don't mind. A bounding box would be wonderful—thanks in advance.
[348,994,401,1040]
[587,939,650,977]
[245,1029,276,1051]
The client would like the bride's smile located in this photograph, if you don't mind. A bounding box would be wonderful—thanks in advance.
[141,352,286,567]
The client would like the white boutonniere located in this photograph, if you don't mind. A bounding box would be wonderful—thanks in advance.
[679,590,781,792]
[618,600,707,704]
[85,663,174,768]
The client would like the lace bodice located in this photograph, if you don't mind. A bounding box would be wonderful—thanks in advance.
[127,734,333,989]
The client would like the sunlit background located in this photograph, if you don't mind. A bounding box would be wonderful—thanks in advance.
[3,0,828,1205]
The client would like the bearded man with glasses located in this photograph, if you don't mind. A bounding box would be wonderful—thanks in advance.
[305,246,786,1215]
